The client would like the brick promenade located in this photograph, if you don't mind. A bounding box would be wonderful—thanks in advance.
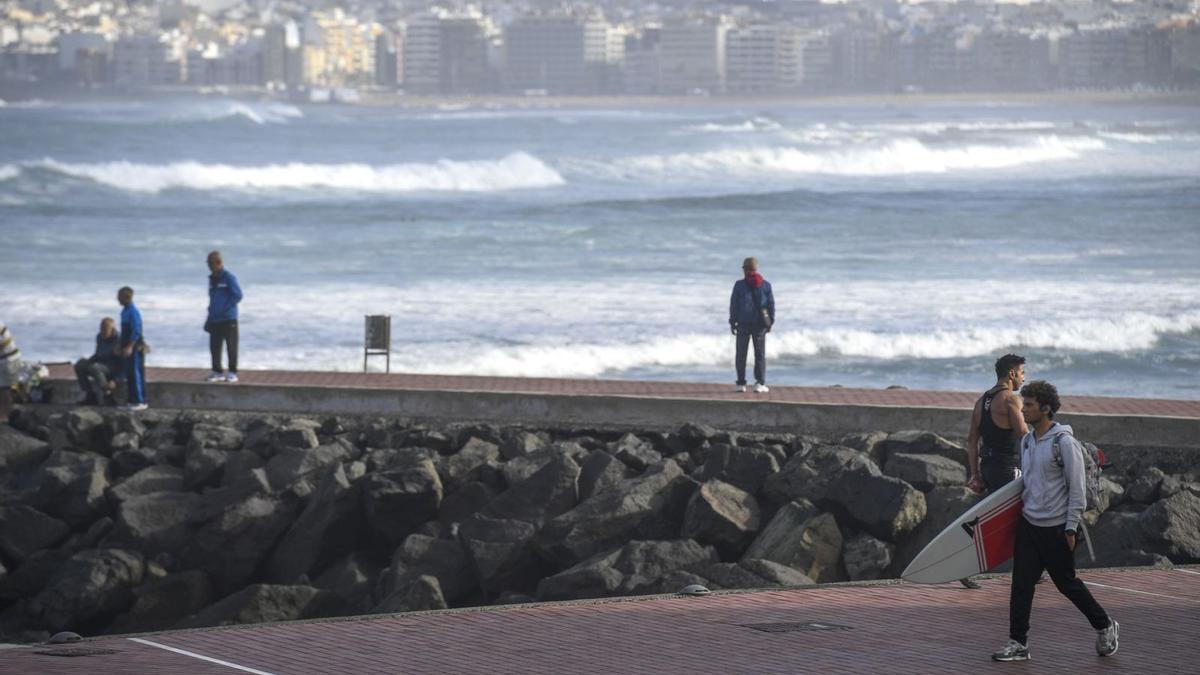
[3,567,1197,675]
[42,365,1200,419]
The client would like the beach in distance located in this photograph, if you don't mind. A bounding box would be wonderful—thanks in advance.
[1,94,1197,399]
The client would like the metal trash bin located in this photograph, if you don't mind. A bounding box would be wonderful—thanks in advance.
[364,315,391,373]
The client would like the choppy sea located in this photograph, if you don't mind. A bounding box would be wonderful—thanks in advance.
[1,96,1197,399]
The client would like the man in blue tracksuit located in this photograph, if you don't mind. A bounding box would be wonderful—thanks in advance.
[118,286,147,410]
[205,250,243,383]
[728,256,775,393]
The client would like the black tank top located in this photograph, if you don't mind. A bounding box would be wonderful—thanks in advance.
[979,386,1019,455]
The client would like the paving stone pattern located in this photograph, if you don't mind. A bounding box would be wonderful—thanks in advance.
[3,567,1198,674]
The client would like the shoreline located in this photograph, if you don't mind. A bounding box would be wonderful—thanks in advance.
[4,84,1200,109]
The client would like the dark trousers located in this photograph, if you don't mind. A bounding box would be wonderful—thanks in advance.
[124,351,145,404]
[74,359,115,399]
[735,329,766,385]
[980,453,1020,493]
[209,320,238,373]
[1009,517,1110,645]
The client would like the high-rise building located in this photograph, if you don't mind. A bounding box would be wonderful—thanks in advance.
[402,13,488,94]
[504,16,587,94]
[113,34,175,86]
[658,19,728,95]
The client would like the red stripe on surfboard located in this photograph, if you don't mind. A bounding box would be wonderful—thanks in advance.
[974,498,1023,571]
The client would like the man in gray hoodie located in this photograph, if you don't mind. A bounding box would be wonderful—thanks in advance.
[992,380,1118,662]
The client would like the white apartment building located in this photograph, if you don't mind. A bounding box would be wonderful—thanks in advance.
[658,18,729,95]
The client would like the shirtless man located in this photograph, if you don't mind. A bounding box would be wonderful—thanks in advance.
[958,353,1028,589]
[967,354,1029,494]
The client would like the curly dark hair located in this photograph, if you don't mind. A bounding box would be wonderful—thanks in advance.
[1020,380,1061,419]
[995,353,1026,379]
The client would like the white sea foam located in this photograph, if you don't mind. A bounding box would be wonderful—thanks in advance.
[182,101,305,125]
[588,136,1104,180]
[0,165,18,181]
[686,117,783,134]
[30,152,566,194]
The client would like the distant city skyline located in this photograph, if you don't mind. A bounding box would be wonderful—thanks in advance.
[2,0,1198,96]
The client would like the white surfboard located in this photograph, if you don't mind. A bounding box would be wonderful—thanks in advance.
[901,478,1024,584]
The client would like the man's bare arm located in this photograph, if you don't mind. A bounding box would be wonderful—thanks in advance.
[1003,390,1029,437]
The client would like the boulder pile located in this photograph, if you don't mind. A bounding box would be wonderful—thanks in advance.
[1,408,1195,643]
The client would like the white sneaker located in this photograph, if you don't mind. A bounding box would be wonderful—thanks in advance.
[736,385,747,393]
[1096,619,1119,657]
[205,371,225,383]
[125,403,149,411]
[225,372,239,383]
[754,383,770,393]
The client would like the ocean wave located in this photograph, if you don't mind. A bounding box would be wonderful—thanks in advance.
[0,165,18,181]
[384,312,1200,377]
[582,136,1104,180]
[174,101,305,125]
[685,116,783,134]
[24,152,566,194]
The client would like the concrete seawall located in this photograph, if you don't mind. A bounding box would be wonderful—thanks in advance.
[41,367,1200,449]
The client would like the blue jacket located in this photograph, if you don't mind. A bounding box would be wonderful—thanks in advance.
[120,303,143,348]
[92,332,122,371]
[729,278,775,330]
[208,269,243,322]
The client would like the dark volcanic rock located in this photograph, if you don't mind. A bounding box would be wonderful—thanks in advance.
[37,451,110,528]
[0,506,71,564]
[373,574,447,614]
[537,539,717,601]
[106,465,184,507]
[883,453,965,492]
[264,440,354,495]
[609,433,662,471]
[534,460,686,567]
[436,437,501,490]
[742,502,841,583]
[107,570,214,635]
[826,468,926,542]
[0,425,51,472]
[481,454,580,526]
[28,548,145,632]
[880,431,966,467]
[697,444,781,496]
[380,534,476,603]
[184,446,228,490]
[112,491,202,555]
[1139,491,1200,562]
[267,464,362,584]
[843,534,894,581]
[314,553,380,614]
[180,492,303,595]
[682,480,760,558]
[762,445,876,508]
[457,515,542,595]
[178,584,342,628]
[187,423,243,453]
[577,451,634,502]
[363,458,443,550]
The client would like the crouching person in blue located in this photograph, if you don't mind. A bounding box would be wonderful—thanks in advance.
[74,317,122,406]
[118,286,148,411]
[992,380,1117,662]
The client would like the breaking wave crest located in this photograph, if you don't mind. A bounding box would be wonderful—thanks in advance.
[589,136,1105,180]
[24,153,566,194]
[392,312,1200,378]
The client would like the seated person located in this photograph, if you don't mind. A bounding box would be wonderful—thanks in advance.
[74,317,122,405]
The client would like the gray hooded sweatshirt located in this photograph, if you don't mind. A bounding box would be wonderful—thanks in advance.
[1019,422,1086,532]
